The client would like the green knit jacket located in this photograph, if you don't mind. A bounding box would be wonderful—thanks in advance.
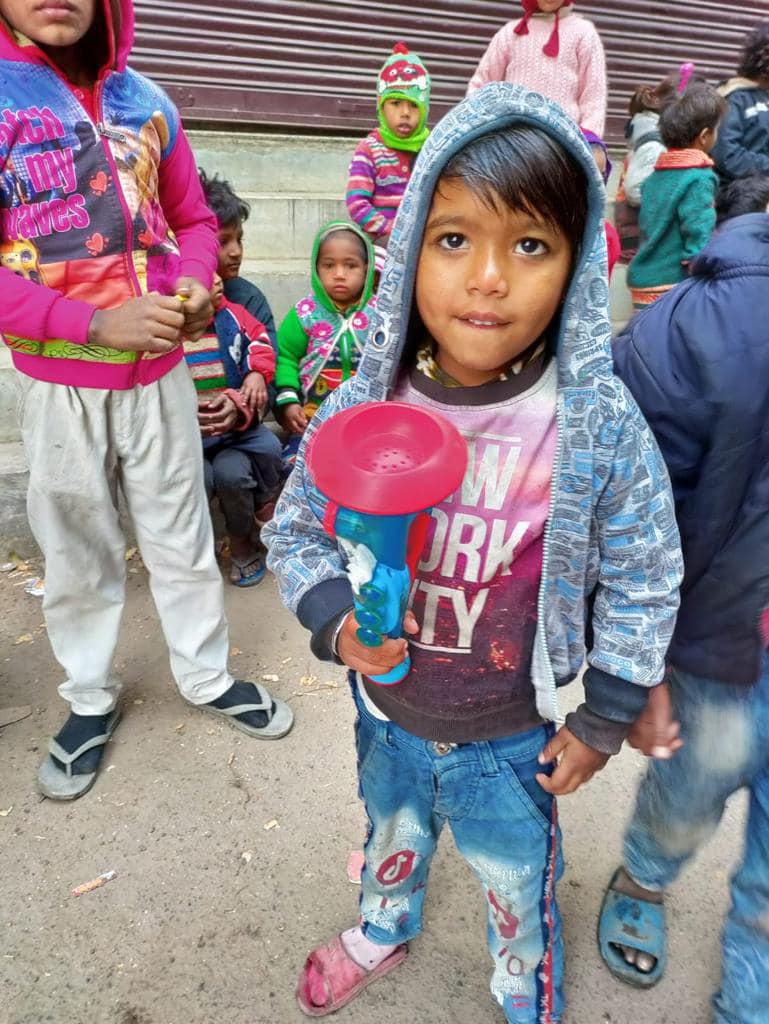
[628,150,718,289]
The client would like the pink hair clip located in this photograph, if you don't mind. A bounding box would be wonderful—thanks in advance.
[678,62,695,94]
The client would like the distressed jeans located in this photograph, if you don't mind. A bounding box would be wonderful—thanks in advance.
[624,656,769,1024]
[353,683,564,1024]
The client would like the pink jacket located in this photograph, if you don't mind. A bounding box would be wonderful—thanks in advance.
[467,10,607,136]
[0,0,218,388]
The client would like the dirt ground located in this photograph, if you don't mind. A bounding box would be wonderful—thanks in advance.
[0,556,746,1024]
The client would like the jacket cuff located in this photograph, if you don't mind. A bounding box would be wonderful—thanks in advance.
[564,706,631,756]
[583,665,650,724]
[178,259,214,290]
[47,298,96,345]
[276,388,301,407]
[297,578,356,662]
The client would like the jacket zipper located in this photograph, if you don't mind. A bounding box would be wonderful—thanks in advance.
[535,391,563,723]
[93,74,142,299]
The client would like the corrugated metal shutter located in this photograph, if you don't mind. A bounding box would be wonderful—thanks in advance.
[132,1,767,144]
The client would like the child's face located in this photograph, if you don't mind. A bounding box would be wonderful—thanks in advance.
[537,0,566,11]
[216,221,243,281]
[381,98,421,140]
[211,273,224,309]
[416,178,572,387]
[316,233,367,308]
[0,0,95,48]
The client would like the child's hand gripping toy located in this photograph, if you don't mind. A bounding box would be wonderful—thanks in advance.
[305,401,467,685]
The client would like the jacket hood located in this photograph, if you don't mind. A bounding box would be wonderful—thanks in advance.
[718,76,763,98]
[691,212,769,277]
[358,82,612,393]
[310,220,376,314]
[0,0,133,73]
[628,110,660,142]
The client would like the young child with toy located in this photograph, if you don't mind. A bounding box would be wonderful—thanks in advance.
[273,221,376,468]
[0,0,293,800]
[346,43,431,245]
[467,1,607,135]
[264,84,682,1022]
[184,274,283,586]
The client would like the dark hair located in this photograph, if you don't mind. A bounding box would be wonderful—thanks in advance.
[659,84,727,149]
[439,126,588,253]
[737,22,769,80]
[715,174,769,224]
[628,67,709,116]
[198,169,250,228]
[317,227,368,265]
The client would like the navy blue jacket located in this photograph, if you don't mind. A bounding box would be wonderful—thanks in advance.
[614,213,769,685]
[711,82,769,181]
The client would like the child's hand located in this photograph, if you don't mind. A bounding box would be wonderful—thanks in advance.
[627,682,684,759]
[88,293,184,353]
[337,609,419,678]
[241,372,268,415]
[197,393,239,437]
[536,727,609,796]
[175,276,213,341]
[282,403,309,435]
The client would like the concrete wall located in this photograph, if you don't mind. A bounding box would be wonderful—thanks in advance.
[0,130,632,555]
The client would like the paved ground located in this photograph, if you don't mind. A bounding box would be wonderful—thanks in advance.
[0,555,746,1024]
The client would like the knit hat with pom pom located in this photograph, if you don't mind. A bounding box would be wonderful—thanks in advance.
[376,42,431,152]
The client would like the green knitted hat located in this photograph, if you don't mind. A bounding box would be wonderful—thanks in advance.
[377,42,431,112]
[376,42,431,152]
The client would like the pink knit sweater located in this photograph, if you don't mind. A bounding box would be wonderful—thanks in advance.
[467,10,607,136]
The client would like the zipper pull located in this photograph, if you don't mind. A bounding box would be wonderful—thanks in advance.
[97,122,127,143]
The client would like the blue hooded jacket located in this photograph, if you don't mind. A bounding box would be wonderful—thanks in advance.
[614,212,769,686]
[264,85,683,747]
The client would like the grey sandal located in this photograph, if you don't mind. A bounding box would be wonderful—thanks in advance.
[37,707,122,800]
[191,682,294,739]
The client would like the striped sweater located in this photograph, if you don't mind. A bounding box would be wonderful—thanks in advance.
[183,297,275,431]
[345,129,415,240]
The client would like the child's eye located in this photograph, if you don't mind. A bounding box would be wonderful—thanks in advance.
[515,238,549,256]
[438,233,467,251]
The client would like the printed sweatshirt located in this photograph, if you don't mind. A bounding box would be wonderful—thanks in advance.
[184,296,275,434]
[629,149,718,289]
[346,129,415,240]
[0,0,218,389]
[467,9,607,135]
[275,221,376,413]
[264,84,683,756]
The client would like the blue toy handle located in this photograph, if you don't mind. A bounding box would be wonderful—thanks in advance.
[354,563,412,685]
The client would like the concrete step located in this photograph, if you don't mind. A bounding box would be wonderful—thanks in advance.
[0,441,33,557]
[0,347,19,443]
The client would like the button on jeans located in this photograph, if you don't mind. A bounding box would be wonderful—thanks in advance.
[353,683,564,1024]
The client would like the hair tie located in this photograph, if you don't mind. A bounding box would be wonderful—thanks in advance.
[678,62,695,94]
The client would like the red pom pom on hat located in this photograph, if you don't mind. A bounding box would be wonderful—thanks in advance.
[392,41,410,54]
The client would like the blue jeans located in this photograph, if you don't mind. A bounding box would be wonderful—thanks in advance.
[624,656,769,1024]
[353,684,564,1024]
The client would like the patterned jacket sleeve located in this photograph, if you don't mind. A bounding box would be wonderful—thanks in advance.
[346,138,388,238]
[262,383,357,650]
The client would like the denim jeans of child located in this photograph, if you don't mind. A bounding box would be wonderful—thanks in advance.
[624,655,769,1024]
[353,683,564,1024]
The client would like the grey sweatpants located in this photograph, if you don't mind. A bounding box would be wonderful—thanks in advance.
[18,360,233,715]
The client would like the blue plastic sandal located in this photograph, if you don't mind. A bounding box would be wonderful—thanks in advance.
[229,554,266,588]
[598,868,667,988]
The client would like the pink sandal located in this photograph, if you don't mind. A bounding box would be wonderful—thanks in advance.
[296,932,408,1017]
